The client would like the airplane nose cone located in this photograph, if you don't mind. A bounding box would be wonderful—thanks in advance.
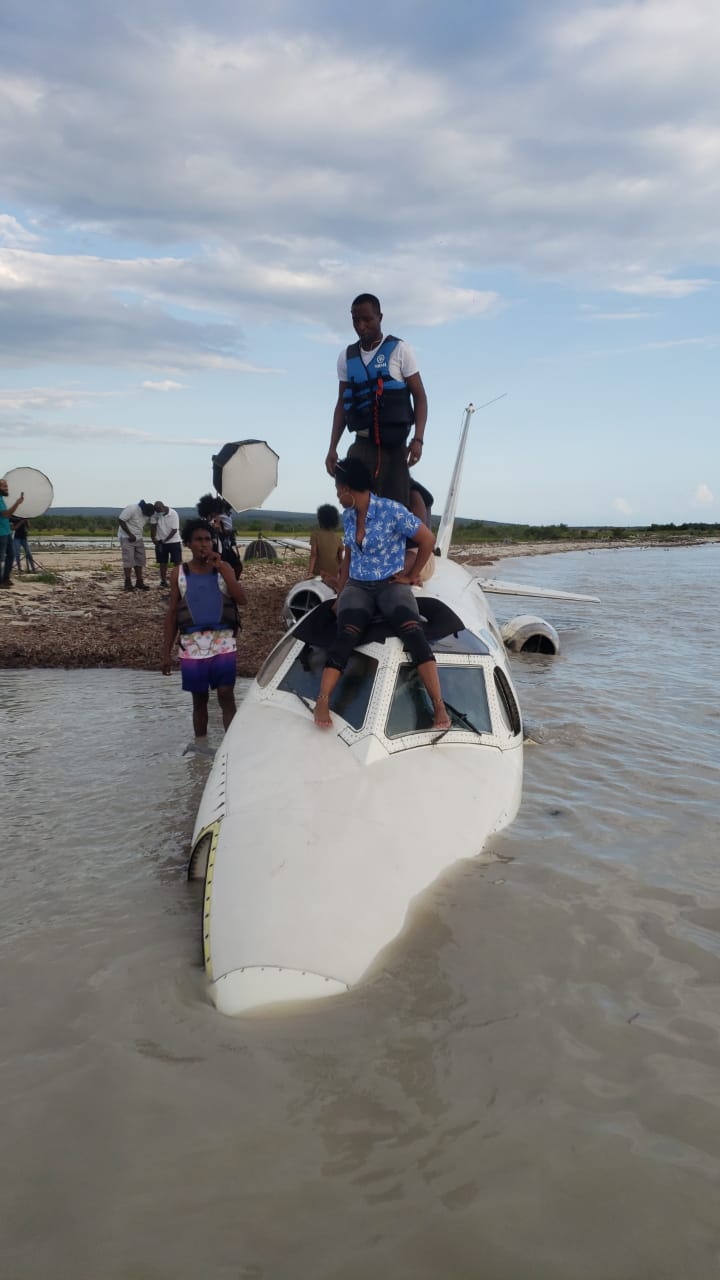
[211,966,349,1015]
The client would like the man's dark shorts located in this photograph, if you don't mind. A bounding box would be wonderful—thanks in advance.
[156,542,183,566]
[347,437,411,507]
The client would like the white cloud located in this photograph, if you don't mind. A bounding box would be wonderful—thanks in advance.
[614,497,632,516]
[640,337,719,350]
[692,483,714,506]
[554,2,720,89]
[613,274,712,298]
[0,415,223,446]
[0,1,719,391]
[0,242,498,370]
[0,215,39,247]
[0,246,289,371]
[0,4,716,519]
[584,311,653,321]
[1,3,720,308]
[0,386,111,411]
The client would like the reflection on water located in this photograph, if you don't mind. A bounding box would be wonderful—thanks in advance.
[2,545,720,1278]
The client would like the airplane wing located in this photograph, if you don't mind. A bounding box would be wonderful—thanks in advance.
[235,536,311,551]
[271,538,311,551]
[477,578,600,604]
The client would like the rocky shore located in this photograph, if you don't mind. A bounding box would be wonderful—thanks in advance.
[0,549,301,676]
[1,538,715,674]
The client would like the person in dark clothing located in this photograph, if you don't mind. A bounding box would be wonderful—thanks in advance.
[409,480,434,527]
[196,493,242,578]
[11,514,36,572]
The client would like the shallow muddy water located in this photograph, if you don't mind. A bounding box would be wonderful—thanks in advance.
[2,544,719,1278]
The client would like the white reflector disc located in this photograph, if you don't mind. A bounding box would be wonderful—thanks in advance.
[3,467,54,518]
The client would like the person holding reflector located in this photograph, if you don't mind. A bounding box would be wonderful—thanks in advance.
[0,478,24,586]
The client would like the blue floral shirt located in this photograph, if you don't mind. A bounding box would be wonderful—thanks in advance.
[343,493,422,581]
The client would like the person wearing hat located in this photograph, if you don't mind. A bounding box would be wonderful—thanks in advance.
[117,499,155,592]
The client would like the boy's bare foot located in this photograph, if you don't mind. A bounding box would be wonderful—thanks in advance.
[314,694,333,729]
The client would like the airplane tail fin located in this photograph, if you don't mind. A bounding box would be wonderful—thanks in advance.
[436,405,475,559]
[435,395,507,558]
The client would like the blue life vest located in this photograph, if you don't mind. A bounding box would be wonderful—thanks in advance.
[342,336,414,444]
[177,564,238,634]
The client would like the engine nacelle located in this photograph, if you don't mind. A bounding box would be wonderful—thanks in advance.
[501,614,560,655]
[282,577,336,629]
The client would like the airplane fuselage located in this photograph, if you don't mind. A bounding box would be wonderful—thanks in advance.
[190,555,524,1015]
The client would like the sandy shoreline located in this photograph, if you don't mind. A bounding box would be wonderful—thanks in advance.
[1,538,716,674]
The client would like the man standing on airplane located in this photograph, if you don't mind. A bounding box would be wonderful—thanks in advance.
[325,294,427,507]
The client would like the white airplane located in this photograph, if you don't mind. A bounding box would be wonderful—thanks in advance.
[188,406,598,1016]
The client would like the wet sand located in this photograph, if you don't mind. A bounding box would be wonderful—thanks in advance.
[0,548,299,676]
[0,538,715,673]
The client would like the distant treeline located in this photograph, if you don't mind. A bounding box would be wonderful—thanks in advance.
[450,520,720,544]
[30,513,720,542]
[31,512,313,535]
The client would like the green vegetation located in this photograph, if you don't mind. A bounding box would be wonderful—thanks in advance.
[31,513,314,537]
[35,571,59,584]
[29,513,720,544]
[449,520,720,545]
[33,514,119,536]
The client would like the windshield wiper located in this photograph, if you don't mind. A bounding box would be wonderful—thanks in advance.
[441,700,484,736]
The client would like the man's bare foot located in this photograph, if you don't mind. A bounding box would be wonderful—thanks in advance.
[314,695,333,729]
[432,706,452,731]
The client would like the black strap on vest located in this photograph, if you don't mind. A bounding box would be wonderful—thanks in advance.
[346,338,389,481]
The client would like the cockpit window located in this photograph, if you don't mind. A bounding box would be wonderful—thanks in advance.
[278,645,378,731]
[386,664,493,738]
[493,667,522,736]
[256,632,299,688]
[431,628,490,655]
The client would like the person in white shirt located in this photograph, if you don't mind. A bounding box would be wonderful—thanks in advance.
[117,500,155,592]
[326,293,428,507]
[151,500,182,587]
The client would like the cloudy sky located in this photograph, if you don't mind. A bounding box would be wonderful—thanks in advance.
[1,0,718,523]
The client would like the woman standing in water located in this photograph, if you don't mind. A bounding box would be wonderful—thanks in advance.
[314,457,450,731]
[162,519,247,741]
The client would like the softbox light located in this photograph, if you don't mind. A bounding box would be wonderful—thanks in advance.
[212,440,279,513]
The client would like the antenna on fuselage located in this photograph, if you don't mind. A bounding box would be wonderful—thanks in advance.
[435,394,507,558]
